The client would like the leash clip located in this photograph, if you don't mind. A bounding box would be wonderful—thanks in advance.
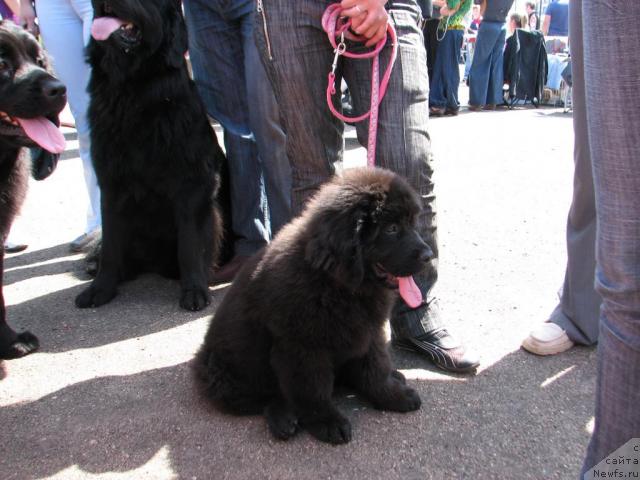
[331,33,346,75]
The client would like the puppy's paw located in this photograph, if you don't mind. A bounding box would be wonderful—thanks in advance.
[180,287,210,311]
[75,285,117,308]
[390,369,407,384]
[0,331,39,359]
[304,415,352,445]
[390,386,422,413]
[266,403,299,440]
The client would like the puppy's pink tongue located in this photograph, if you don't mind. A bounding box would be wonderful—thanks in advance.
[91,17,126,41]
[398,276,422,308]
[16,117,65,153]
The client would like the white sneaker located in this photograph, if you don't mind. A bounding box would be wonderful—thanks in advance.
[522,322,574,356]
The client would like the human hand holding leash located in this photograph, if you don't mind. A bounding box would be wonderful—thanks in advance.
[340,0,388,47]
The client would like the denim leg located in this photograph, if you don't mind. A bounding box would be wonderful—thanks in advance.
[468,21,503,106]
[255,0,342,214]
[256,1,441,334]
[580,0,640,473]
[345,5,446,335]
[428,29,462,110]
[183,0,269,256]
[428,31,447,108]
[486,25,506,105]
[36,0,101,234]
[247,22,291,236]
[549,1,600,346]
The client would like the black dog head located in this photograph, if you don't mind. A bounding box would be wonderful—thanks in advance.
[88,0,188,74]
[304,167,433,300]
[0,21,66,175]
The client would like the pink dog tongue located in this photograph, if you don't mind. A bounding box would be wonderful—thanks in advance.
[398,276,422,308]
[16,117,65,153]
[91,17,126,41]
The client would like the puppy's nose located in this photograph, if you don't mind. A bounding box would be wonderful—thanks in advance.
[42,78,67,99]
[417,245,433,263]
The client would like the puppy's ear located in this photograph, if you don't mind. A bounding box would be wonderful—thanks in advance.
[305,208,367,291]
[165,8,189,69]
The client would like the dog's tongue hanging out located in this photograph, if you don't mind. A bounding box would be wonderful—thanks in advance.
[398,276,422,308]
[16,117,65,153]
[91,17,126,41]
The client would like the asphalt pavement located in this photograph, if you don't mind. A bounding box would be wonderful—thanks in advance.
[0,101,595,480]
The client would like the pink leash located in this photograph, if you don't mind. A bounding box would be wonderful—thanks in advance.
[322,3,397,167]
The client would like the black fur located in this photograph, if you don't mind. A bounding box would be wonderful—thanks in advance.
[194,167,432,444]
[0,21,67,358]
[76,0,225,311]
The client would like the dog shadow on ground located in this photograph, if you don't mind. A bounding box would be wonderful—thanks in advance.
[1,346,595,480]
[3,243,228,354]
[3,244,81,287]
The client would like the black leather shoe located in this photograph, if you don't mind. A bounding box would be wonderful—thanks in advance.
[393,328,480,374]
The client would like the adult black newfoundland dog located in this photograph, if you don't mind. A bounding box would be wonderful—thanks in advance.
[0,21,67,358]
[195,167,433,444]
[75,0,225,311]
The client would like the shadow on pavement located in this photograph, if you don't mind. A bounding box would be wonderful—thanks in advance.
[1,344,595,480]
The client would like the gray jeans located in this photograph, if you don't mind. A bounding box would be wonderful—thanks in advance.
[549,0,600,347]
[579,0,640,474]
[255,0,441,335]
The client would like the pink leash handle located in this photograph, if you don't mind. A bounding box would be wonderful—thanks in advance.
[322,3,398,167]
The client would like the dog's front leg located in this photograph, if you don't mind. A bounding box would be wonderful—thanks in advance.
[339,334,421,413]
[0,250,39,358]
[175,195,210,311]
[75,194,123,308]
[271,347,352,444]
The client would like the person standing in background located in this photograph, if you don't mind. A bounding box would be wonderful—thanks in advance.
[182,0,290,285]
[19,0,101,253]
[467,0,514,111]
[525,1,539,31]
[417,0,440,90]
[428,0,472,116]
[541,0,568,37]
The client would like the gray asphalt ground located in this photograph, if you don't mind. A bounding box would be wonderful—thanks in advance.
[0,99,595,479]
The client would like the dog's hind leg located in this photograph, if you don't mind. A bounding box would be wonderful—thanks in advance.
[0,250,39,359]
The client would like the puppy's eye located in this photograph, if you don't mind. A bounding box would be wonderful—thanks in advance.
[0,60,9,71]
[384,224,398,235]
[36,57,46,68]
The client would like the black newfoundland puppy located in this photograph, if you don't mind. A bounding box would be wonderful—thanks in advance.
[76,0,226,311]
[195,167,433,444]
[0,21,67,358]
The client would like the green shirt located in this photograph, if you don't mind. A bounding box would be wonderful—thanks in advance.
[439,0,473,30]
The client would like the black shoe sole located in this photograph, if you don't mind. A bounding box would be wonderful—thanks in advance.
[393,339,479,374]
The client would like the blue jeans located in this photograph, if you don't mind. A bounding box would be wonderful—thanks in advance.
[429,28,463,111]
[255,0,442,336]
[35,0,101,234]
[579,0,640,474]
[183,0,290,256]
[468,20,506,106]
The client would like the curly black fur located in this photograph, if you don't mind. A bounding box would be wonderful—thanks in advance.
[75,0,226,311]
[194,167,433,444]
[0,21,67,358]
